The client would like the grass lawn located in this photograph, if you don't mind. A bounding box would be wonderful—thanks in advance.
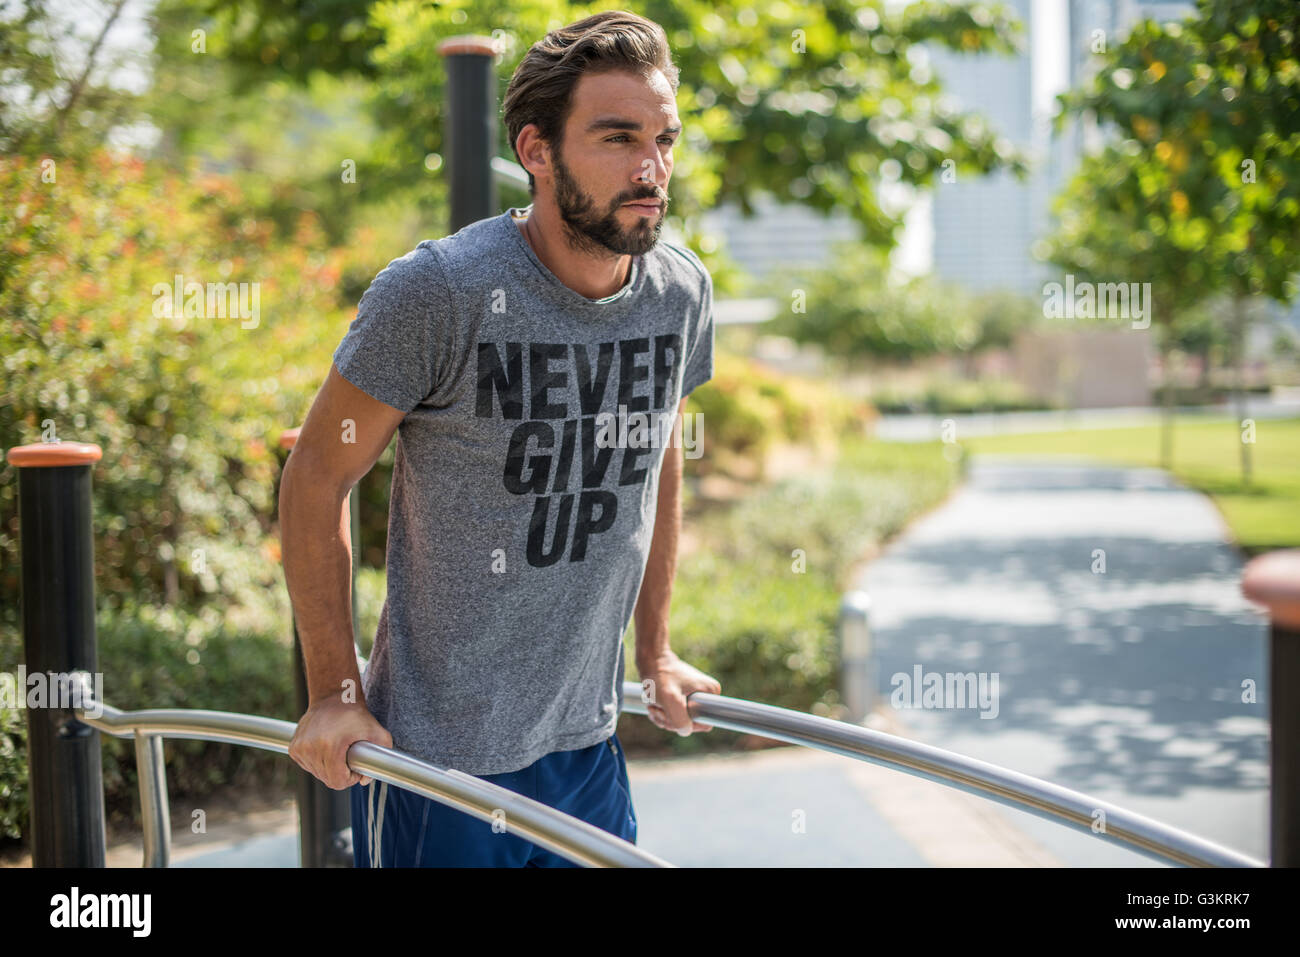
[962,416,1300,554]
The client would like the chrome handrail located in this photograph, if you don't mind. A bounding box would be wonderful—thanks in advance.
[74,694,673,868]
[622,683,1264,868]
[69,684,1260,868]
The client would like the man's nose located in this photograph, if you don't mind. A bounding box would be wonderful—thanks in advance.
[635,153,669,187]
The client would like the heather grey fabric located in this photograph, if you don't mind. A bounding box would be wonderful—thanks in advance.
[331,206,713,773]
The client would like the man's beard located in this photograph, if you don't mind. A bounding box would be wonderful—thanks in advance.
[551,143,666,257]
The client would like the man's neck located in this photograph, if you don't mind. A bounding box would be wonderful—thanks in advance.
[516,203,633,300]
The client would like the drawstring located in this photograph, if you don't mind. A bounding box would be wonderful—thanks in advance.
[366,783,375,865]
[367,780,389,867]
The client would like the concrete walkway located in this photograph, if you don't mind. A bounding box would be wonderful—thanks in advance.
[104,455,1269,867]
[853,456,1270,865]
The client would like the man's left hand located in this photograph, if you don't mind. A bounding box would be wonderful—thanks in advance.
[638,650,722,735]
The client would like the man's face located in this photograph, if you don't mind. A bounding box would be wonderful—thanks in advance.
[546,67,679,257]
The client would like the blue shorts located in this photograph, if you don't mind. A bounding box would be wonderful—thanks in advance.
[349,732,637,867]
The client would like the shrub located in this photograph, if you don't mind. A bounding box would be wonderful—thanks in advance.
[872,378,1053,415]
[0,151,366,638]
[685,354,871,479]
[0,601,296,848]
[0,702,27,842]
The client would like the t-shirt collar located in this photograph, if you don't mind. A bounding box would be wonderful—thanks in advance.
[505,206,641,306]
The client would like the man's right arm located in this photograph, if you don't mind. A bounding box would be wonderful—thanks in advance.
[282,362,406,789]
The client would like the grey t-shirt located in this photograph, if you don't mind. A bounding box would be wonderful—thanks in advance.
[332,205,714,774]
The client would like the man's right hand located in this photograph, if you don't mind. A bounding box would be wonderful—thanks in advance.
[289,697,394,790]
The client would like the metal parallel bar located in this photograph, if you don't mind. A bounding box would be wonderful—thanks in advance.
[134,733,170,868]
[622,682,1264,869]
[491,156,531,192]
[65,688,1260,869]
[74,697,672,869]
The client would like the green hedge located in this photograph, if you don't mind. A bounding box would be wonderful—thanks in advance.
[872,378,1053,415]
[0,602,296,849]
[1150,383,1273,406]
[1,151,364,645]
[0,703,26,841]
[874,380,1276,416]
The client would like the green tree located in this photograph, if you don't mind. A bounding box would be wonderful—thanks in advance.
[149,0,1031,268]
[1040,139,1215,468]
[0,0,142,157]
[0,152,361,627]
[764,241,1037,368]
[1052,0,1300,479]
[1167,298,1235,393]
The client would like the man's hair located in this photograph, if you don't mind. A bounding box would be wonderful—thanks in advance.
[503,10,680,195]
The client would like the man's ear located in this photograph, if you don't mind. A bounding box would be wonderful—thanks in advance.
[516,124,551,184]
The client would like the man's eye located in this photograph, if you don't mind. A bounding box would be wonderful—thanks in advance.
[607,134,676,144]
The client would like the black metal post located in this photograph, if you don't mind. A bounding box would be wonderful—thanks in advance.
[7,442,108,867]
[1272,620,1300,866]
[279,428,356,867]
[439,36,501,233]
[1242,549,1300,867]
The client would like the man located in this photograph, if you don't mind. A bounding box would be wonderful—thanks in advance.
[282,10,721,867]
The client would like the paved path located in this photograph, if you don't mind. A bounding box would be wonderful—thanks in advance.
[621,710,1063,867]
[853,456,1270,865]
[106,455,1269,867]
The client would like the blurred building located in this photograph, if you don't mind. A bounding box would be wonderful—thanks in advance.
[1013,325,1155,407]
[927,0,1038,294]
[928,0,1192,296]
[699,0,1192,296]
[696,193,859,279]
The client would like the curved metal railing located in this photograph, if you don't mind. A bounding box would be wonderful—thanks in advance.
[71,681,1263,869]
[74,692,673,869]
[620,682,1264,869]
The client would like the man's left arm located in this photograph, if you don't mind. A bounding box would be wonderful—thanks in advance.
[634,395,722,735]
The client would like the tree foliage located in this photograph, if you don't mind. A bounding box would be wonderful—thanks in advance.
[764,242,1040,362]
[150,0,1030,255]
[0,152,364,630]
[0,0,144,157]
[1047,0,1299,318]
[1043,0,1299,474]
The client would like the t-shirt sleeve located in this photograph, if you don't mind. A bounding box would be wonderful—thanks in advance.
[680,269,714,397]
[332,245,454,413]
